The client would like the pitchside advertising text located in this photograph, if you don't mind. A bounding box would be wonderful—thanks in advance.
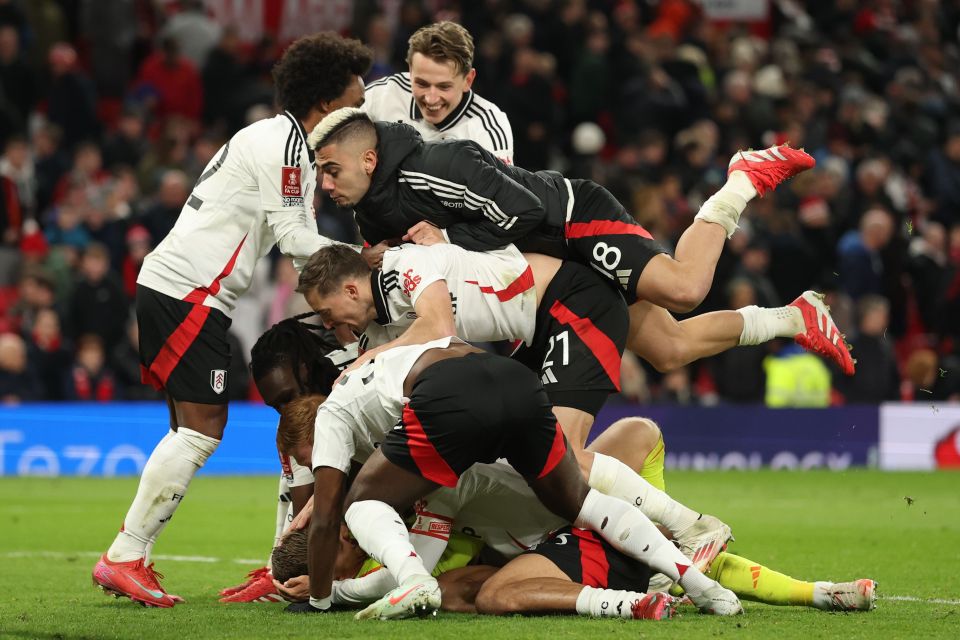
[1,403,957,476]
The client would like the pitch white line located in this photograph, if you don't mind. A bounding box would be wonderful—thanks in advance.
[881,595,960,606]
[1,550,262,565]
[4,551,959,605]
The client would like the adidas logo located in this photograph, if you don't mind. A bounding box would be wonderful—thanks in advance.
[541,368,558,384]
[616,268,632,289]
[750,564,762,588]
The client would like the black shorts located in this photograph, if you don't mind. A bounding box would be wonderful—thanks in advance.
[525,525,652,591]
[512,261,628,416]
[565,179,668,305]
[380,353,567,487]
[136,285,232,404]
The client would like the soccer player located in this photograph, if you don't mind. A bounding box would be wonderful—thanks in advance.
[218,314,353,603]
[294,240,852,572]
[275,337,742,618]
[307,108,854,376]
[271,417,876,617]
[91,34,391,608]
[363,21,513,165]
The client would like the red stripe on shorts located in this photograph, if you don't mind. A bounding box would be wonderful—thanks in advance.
[564,220,653,240]
[573,528,610,588]
[143,303,212,388]
[537,421,567,479]
[402,404,460,487]
[548,300,622,390]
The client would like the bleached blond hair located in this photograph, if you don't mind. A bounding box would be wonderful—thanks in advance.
[307,107,373,150]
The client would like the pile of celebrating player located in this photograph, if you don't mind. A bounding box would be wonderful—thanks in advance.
[91,23,875,621]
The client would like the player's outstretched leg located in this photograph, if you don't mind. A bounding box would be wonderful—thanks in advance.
[346,500,441,620]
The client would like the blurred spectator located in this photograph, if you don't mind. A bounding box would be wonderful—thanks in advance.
[137,169,188,243]
[839,295,899,403]
[908,221,950,334]
[66,333,117,401]
[202,27,270,133]
[836,207,894,300]
[7,269,55,335]
[134,36,204,123]
[79,0,136,98]
[925,123,960,226]
[31,124,69,215]
[110,315,160,401]
[901,348,960,402]
[711,278,768,403]
[1,136,35,217]
[120,224,151,298]
[0,167,19,247]
[46,43,99,151]
[51,142,110,206]
[161,0,221,68]
[0,24,34,134]
[27,307,71,400]
[763,341,832,408]
[102,108,149,170]
[65,243,127,350]
[0,331,41,403]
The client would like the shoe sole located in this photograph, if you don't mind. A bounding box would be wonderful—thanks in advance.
[93,578,174,608]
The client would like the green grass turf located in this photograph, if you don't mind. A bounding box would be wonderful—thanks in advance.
[0,470,958,639]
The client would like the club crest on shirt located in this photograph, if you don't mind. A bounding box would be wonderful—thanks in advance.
[210,369,227,394]
[281,166,301,196]
[402,269,421,296]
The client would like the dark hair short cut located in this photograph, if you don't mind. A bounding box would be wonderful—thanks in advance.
[297,245,371,298]
[407,21,474,75]
[273,33,372,119]
[271,529,309,583]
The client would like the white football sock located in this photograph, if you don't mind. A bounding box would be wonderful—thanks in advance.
[574,489,715,598]
[738,305,805,345]
[694,173,755,238]
[108,428,219,562]
[344,500,430,587]
[575,585,647,619]
[269,474,294,567]
[589,453,700,534]
[141,429,174,564]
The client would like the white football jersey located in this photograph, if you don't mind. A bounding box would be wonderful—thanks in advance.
[138,111,341,315]
[362,243,537,348]
[415,461,565,559]
[311,336,462,473]
[363,72,514,165]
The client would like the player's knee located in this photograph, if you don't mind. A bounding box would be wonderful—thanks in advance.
[475,582,520,615]
[610,417,661,455]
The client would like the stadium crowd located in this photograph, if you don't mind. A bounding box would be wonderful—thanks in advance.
[1,0,959,406]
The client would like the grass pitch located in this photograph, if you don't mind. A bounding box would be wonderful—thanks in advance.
[1,470,958,639]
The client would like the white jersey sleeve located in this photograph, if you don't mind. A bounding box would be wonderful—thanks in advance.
[310,406,357,474]
[363,73,514,165]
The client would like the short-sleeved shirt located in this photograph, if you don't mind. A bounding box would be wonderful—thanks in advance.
[363,72,514,165]
[310,336,461,473]
[138,111,333,315]
[362,243,537,348]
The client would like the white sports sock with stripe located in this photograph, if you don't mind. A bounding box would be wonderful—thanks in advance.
[344,500,430,587]
[575,585,647,619]
[108,428,219,563]
[694,172,756,238]
[573,489,716,598]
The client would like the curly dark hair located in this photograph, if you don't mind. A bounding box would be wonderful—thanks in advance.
[250,312,341,395]
[272,32,373,119]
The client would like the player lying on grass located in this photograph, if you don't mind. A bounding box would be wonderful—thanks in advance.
[271,415,876,616]
[295,240,852,574]
[276,337,743,617]
[308,108,854,380]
